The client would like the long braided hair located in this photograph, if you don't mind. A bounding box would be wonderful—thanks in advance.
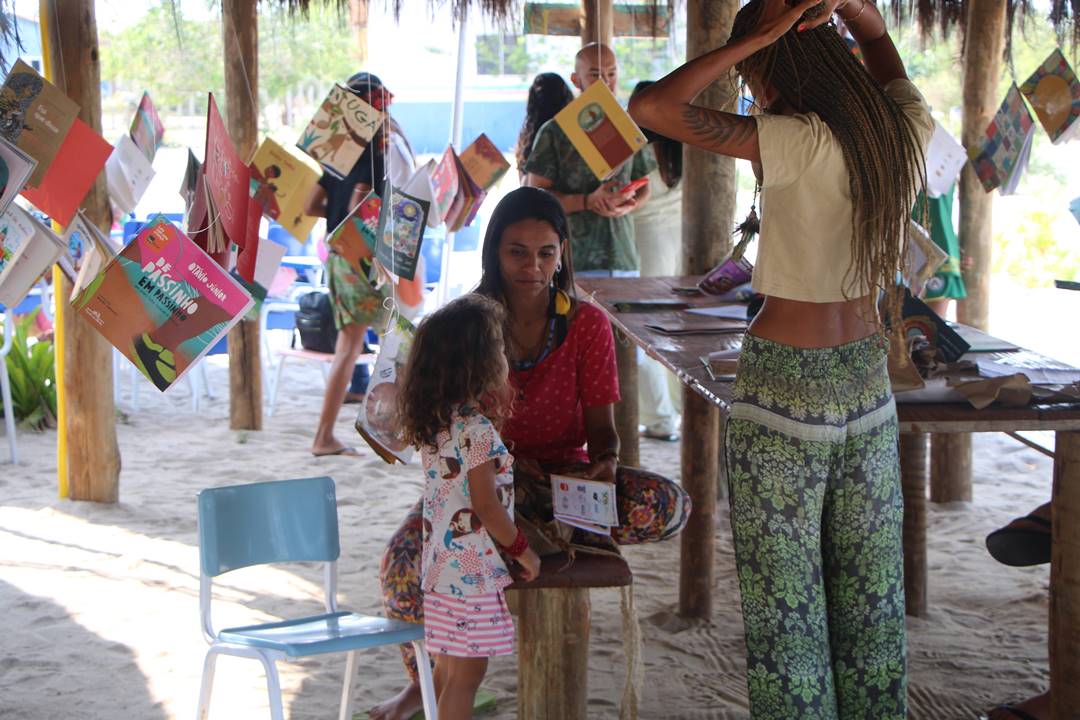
[731,1,926,327]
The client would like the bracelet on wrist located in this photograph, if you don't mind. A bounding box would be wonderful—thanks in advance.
[594,449,620,466]
[501,527,530,558]
[839,0,868,24]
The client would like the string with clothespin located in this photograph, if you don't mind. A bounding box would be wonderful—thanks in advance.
[731,183,761,262]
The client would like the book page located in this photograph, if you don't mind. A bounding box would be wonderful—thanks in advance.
[551,474,618,528]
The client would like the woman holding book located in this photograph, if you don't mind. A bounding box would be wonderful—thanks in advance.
[368,187,691,720]
[629,1,932,717]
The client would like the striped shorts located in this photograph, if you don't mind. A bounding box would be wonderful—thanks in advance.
[423,590,515,658]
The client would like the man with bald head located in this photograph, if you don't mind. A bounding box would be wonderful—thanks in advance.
[524,42,655,274]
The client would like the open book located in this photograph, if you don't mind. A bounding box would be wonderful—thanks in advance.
[0,137,37,217]
[355,315,416,465]
[422,134,508,231]
[551,474,618,535]
[64,210,122,301]
[0,204,66,307]
[106,133,155,216]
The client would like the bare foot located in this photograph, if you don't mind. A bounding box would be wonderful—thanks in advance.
[986,690,1050,720]
[369,683,423,720]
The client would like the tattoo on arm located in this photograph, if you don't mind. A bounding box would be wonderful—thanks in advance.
[681,106,756,153]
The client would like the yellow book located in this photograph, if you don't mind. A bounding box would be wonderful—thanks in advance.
[554,81,647,181]
[249,137,320,243]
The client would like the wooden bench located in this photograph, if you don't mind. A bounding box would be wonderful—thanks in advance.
[505,551,633,720]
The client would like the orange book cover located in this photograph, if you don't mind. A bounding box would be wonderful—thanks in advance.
[21,118,112,227]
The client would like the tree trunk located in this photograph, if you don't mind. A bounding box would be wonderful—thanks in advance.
[47,0,121,503]
[222,0,262,431]
[677,0,739,620]
[900,432,928,617]
[349,0,369,65]
[613,328,639,468]
[1051,431,1080,720]
[582,0,614,47]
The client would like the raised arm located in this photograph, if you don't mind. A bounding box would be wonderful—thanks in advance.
[801,0,907,86]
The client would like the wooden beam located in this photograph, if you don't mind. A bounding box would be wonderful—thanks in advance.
[900,432,928,617]
[46,0,120,503]
[222,0,263,431]
[511,587,590,719]
[581,0,614,47]
[1050,430,1080,720]
[929,433,972,502]
[613,327,639,468]
[679,389,718,618]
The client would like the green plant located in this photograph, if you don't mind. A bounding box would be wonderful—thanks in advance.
[1,310,57,431]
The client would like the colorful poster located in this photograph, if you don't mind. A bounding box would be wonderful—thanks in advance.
[0,204,66,308]
[924,121,967,199]
[203,94,250,251]
[968,84,1035,195]
[1019,48,1080,145]
[555,80,648,181]
[249,137,319,243]
[129,91,165,162]
[106,133,155,215]
[20,118,112,227]
[0,59,80,188]
[376,187,429,281]
[328,190,380,273]
[296,84,384,178]
[73,215,254,391]
[355,316,416,465]
[459,133,510,191]
[0,135,36,217]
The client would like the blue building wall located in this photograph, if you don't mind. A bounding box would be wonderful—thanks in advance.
[392,99,525,156]
[0,16,43,76]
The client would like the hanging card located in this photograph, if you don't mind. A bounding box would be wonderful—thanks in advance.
[924,121,967,199]
[296,84,384,179]
[20,118,112,227]
[249,137,319,243]
[106,133,155,216]
[1019,49,1080,145]
[129,91,165,162]
[968,84,1035,195]
[554,81,648,181]
[0,59,80,188]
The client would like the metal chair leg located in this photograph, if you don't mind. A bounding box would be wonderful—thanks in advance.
[195,648,219,720]
[413,641,439,720]
[337,650,359,720]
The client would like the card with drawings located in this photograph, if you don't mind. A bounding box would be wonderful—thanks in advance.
[1019,48,1080,145]
[551,474,618,535]
[968,84,1034,195]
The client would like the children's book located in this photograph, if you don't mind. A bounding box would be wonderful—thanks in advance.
[0,136,36,217]
[699,255,754,296]
[969,84,1035,196]
[179,148,200,210]
[448,149,485,232]
[20,117,112,227]
[458,133,510,192]
[129,91,165,162]
[1019,49,1080,145]
[376,183,430,282]
[554,80,648,181]
[249,137,320,243]
[64,211,120,301]
[891,287,971,363]
[0,204,66,307]
[72,215,254,392]
[198,94,251,260]
[106,133,155,216]
[0,59,80,188]
[924,121,967,199]
[0,203,38,281]
[296,84,384,179]
[429,146,460,226]
[551,474,618,535]
[328,190,380,272]
[903,219,948,298]
[355,315,416,465]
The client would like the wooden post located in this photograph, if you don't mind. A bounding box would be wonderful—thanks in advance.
[46,0,121,502]
[613,328,639,468]
[581,0,614,47]
[511,588,590,719]
[929,433,972,502]
[1050,430,1080,720]
[222,0,263,431]
[675,0,739,620]
[900,432,928,617]
[348,0,370,65]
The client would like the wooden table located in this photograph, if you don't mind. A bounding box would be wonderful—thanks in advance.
[578,274,1080,720]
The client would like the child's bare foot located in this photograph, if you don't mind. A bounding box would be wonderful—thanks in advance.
[368,683,423,720]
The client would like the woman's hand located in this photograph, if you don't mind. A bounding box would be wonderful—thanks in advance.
[516,546,541,582]
[754,0,829,42]
[584,455,618,484]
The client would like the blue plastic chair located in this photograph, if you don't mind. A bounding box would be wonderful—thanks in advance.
[196,476,438,720]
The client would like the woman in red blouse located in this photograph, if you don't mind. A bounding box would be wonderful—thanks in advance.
[369,187,691,720]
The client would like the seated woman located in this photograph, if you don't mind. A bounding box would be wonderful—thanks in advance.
[369,186,691,720]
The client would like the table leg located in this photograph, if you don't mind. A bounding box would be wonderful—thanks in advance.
[613,326,639,468]
[679,388,718,619]
[1050,430,1080,720]
[930,433,972,503]
[900,431,928,618]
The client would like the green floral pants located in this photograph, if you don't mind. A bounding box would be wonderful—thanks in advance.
[725,334,906,720]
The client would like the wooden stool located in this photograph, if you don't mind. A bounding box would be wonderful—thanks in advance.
[506,551,633,720]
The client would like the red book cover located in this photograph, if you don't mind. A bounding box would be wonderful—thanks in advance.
[235,188,264,284]
[203,94,250,249]
[21,118,112,227]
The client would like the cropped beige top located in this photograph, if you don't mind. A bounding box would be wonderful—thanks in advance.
[750,79,935,302]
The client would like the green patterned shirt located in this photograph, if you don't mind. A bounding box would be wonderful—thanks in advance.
[524,119,657,272]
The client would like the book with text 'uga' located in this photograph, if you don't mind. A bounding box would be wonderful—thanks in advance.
[296,84,384,179]
[73,215,254,392]
[554,80,648,181]
[0,59,80,189]
[249,137,320,243]
[0,204,66,308]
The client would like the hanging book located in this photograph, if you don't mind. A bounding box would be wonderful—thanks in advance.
[554,80,648,181]
[296,84,384,179]
[0,59,80,188]
[190,94,250,266]
[924,121,967,199]
[355,315,416,465]
[328,190,380,273]
[429,146,460,226]
[250,137,319,243]
[72,215,254,392]
[234,189,266,286]
[106,133,155,216]
[0,204,66,307]
[129,91,165,162]
[179,148,200,211]
[459,133,510,191]
[968,84,1035,196]
[20,118,112,227]
[64,211,120,301]
[0,136,36,217]
[1019,49,1080,145]
[376,182,430,282]
[448,150,485,232]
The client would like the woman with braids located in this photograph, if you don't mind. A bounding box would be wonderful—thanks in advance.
[515,72,574,183]
[630,1,932,718]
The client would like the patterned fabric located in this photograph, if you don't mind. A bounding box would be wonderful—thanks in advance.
[725,333,907,720]
[504,301,620,465]
[423,590,515,658]
[420,409,515,597]
[325,252,389,331]
[914,187,966,301]
[523,120,656,272]
[380,461,691,682]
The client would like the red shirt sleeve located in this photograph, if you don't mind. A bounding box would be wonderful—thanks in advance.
[575,302,620,407]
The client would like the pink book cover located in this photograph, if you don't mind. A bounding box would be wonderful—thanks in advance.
[21,118,112,227]
[130,91,165,162]
[203,94,251,250]
[430,147,460,223]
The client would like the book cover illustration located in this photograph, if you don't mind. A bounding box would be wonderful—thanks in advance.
[0,135,36,217]
[429,146,460,226]
[551,474,618,535]
[249,137,320,243]
[458,133,510,192]
[1019,49,1080,145]
[969,84,1035,195]
[201,94,251,256]
[0,204,66,308]
[106,133,155,216]
[72,215,254,391]
[355,315,416,465]
[554,80,647,181]
[296,84,384,179]
[328,190,380,273]
[0,59,79,188]
[924,121,967,199]
[130,91,165,162]
[376,186,429,281]
[699,255,754,295]
[21,117,112,227]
